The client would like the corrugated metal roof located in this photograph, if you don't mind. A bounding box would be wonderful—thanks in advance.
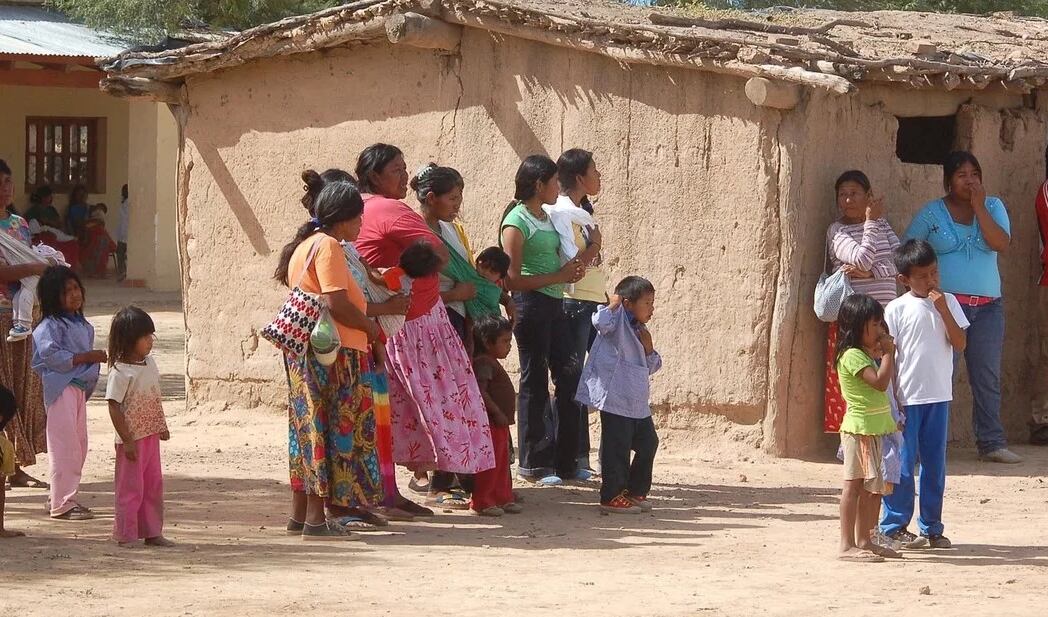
[0,4,130,57]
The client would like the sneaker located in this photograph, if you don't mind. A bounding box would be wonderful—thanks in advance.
[572,468,594,481]
[888,529,929,549]
[7,324,30,343]
[600,493,642,515]
[534,475,563,487]
[626,494,654,512]
[502,503,523,514]
[923,534,953,549]
[979,448,1023,464]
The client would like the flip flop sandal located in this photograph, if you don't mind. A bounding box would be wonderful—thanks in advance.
[302,521,359,541]
[408,476,430,496]
[331,516,379,532]
[358,510,389,527]
[51,506,94,521]
[428,492,470,511]
[838,550,885,563]
[286,518,305,535]
[374,506,416,522]
[9,475,49,490]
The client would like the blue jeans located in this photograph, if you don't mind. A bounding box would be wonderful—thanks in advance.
[957,299,1008,455]
[564,299,601,468]
[880,402,949,537]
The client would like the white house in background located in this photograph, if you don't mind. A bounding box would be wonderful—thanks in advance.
[0,0,179,291]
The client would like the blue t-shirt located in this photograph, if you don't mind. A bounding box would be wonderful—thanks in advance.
[903,197,1010,298]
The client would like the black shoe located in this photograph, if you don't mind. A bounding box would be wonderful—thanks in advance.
[889,529,929,549]
[923,534,952,549]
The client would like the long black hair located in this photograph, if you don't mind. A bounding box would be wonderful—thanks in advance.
[943,150,982,190]
[38,266,85,320]
[558,148,595,212]
[410,163,464,203]
[29,185,53,205]
[500,155,558,232]
[274,180,364,286]
[834,293,884,364]
[108,306,155,367]
[355,144,403,194]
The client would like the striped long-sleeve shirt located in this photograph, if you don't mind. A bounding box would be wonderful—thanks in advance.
[827,218,901,307]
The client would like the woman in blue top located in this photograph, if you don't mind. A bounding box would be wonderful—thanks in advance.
[903,151,1021,464]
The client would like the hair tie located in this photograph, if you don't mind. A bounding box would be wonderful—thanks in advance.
[309,217,321,228]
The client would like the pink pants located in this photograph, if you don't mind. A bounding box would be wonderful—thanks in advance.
[46,386,88,516]
[113,434,164,543]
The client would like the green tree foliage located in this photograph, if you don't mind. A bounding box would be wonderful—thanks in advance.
[49,0,342,40]
[651,0,1048,18]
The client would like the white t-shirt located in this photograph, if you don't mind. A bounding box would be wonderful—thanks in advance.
[885,291,970,406]
[105,356,168,444]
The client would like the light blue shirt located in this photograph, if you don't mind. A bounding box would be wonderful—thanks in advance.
[904,197,1010,298]
[31,315,99,406]
[575,304,662,419]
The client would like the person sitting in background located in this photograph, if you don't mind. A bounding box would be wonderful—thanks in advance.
[65,185,90,237]
[80,204,116,278]
[25,186,61,229]
[116,185,129,282]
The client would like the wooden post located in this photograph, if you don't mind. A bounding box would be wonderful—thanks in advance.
[385,12,462,51]
[745,77,802,109]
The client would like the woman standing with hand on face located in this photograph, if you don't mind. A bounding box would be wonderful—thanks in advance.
[823,171,900,434]
[500,155,586,486]
[904,151,1020,464]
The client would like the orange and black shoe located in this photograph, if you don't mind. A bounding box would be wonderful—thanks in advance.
[600,492,641,515]
[625,493,653,512]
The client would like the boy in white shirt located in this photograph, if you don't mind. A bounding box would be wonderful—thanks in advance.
[880,240,969,550]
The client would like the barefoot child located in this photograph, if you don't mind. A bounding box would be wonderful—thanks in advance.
[880,240,968,550]
[0,385,24,538]
[577,276,661,514]
[106,306,173,547]
[834,293,902,562]
[470,314,521,517]
[31,267,105,521]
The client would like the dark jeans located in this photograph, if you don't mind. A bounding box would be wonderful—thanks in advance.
[599,412,659,504]
[564,299,600,468]
[513,291,582,478]
[116,241,128,280]
[957,299,1008,455]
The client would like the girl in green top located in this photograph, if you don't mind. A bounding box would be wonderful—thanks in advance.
[834,293,900,563]
[500,155,585,485]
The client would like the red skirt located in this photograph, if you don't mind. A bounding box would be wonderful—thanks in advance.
[823,322,847,433]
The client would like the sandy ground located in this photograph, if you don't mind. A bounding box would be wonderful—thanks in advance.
[2,282,1047,617]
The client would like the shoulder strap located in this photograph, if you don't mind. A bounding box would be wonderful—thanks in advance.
[292,235,324,289]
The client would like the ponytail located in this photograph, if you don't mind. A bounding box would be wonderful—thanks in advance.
[274,180,364,286]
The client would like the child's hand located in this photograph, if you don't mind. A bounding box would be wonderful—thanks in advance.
[896,421,905,432]
[76,350,108,365]
[928,288,949,313]
[879,333,896,356]
[637,325,654,355]
[608,294,621,310]
[123,441,138,462]
[159,430,170,441]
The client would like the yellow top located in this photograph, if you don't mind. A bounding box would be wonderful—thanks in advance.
[0,434,14,477]
[564,223,608,304]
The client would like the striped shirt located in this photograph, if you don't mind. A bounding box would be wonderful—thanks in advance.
[827,218,900,307]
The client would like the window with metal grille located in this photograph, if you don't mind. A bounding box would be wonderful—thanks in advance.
[24,117,106,193]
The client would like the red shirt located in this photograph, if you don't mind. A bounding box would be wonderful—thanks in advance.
[354,195,442,320]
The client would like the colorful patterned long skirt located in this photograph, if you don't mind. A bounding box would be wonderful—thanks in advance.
[824,322,847,433]
[0,308,46,466]
[285,347,383,507]
[367,356,399,507]
[385,301,495,475]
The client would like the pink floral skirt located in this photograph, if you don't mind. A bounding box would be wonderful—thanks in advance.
[385,301,495,474]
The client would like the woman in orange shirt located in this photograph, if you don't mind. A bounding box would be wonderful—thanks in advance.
[274,181,381,541]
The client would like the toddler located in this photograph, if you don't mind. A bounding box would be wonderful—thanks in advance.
[470,315,521,517]
[0,385,23,538]
[0,225,69,342]
[31,266,105,521]
[576,276,661,514]
[834,293,901,563]
[106,306,173,547]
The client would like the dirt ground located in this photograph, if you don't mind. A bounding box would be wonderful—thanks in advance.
[1,283,1046,616]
